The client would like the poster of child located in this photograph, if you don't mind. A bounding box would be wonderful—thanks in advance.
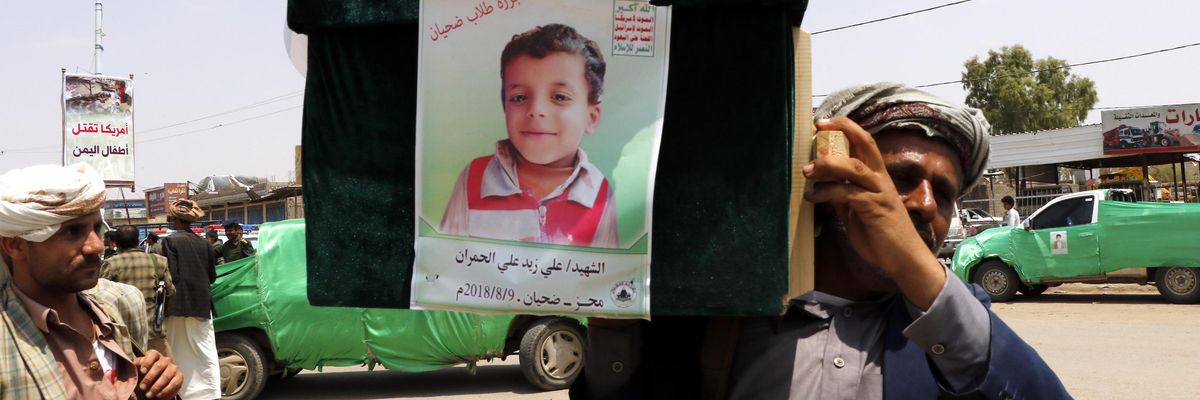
[438,23,618,248]
[413,0,670,318]
[1050,231,1068,255]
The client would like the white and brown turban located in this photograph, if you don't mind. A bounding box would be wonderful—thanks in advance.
[167,199,204,222]
[815,82,991,195]
[0,163,107,242]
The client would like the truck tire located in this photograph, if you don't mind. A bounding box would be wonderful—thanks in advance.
[519,318,585,391]
[974,260,1020,302]
[217,333,268,400]
[1156,267,1200,304]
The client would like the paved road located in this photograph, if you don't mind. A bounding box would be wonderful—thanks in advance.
[257,284,1199,399]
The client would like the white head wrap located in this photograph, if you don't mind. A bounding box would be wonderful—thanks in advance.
[0,163,107,242]
[816,82,992,195]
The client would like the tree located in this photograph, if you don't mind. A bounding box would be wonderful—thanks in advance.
[962,45,1098,135]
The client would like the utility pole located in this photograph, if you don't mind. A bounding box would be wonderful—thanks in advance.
[94,0,104,74]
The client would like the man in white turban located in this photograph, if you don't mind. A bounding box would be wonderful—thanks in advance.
[0,163,182,399]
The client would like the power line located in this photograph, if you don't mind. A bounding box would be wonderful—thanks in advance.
[913,42,1200,90]
[814,42,1200,97]
[139,90,303,135]
[810,0,973,35]
[139,105,301,144]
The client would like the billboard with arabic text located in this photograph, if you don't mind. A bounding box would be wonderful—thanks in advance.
[62,73,135,185]
[1101,104,1200,155]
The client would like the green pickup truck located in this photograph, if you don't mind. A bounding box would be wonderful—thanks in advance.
[952,189,1200,303]
[212,219,586,399]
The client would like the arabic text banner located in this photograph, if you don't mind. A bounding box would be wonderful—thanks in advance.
[412,0,670,318]
[1101,104,1200,155]
[62,73,135,185]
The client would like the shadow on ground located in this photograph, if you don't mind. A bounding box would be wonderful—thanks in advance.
[997,292,1168,305]
[259,362,547,399]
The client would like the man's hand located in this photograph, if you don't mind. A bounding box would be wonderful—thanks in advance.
[133,350,183,399]
[803,117,946,309]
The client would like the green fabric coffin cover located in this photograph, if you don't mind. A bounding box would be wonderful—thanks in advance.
[213,219,515,371]
[292,0,808,315]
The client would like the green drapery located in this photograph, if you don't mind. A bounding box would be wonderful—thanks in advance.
[213,219,516,370]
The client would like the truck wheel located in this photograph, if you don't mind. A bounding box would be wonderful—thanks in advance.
[1019,284,1049,296]
[1156,267,1200,304]
[1160,137,1170,147]
[519,318,585,391]
[217,333,268,400]
[974,261,1020,302]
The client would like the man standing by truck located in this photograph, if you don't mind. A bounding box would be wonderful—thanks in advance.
[218,219,256,264]
[160,200,220,399]
[1002,195,1021,227]
[101,225,175,356]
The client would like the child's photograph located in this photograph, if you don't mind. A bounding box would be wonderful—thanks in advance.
[417,0,669,251]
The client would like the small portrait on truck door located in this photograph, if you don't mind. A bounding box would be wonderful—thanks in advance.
[1050,231,1068,255]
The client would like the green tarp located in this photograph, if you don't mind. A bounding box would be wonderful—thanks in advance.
[1095,201,1200,268]
[291,0,808,315]
[213,219,514,371]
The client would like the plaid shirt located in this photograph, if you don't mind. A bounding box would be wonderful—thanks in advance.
[1,264,147,399]
[101,249,175,316]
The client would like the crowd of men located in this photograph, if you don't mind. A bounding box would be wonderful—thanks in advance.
[0,82,1068,400]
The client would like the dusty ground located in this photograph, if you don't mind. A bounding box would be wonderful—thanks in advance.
[992,283,1200,400]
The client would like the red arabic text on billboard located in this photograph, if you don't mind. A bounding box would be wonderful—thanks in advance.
[1101,104,1200,155]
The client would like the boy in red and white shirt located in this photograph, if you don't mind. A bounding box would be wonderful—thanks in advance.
[440,23,618,248]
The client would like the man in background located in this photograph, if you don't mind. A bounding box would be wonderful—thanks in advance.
[101,225,175,356]
[141,232,159,253]
[1002,195,1021,227]
[103,231,118,259]
[217,219,256,264]
[160,200,220,399]
[205,228,224,263]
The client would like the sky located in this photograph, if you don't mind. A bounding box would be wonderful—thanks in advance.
[806,0,1197,121]
[0,1,302,197]
[1,0,1197,198]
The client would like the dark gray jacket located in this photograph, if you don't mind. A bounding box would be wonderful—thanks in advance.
[160,231,217,318]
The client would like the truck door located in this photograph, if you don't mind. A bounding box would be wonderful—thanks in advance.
[1012,196,1101,280]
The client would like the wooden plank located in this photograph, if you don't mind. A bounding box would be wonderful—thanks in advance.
[787,28,815,303]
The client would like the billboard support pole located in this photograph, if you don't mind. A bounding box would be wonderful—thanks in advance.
[1141,154,1151,201]
[1172,161,1179,200]
[60,68,66,167]
[94,0,104,74]
[120,188,132,225]
[1182,157,1189,202]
